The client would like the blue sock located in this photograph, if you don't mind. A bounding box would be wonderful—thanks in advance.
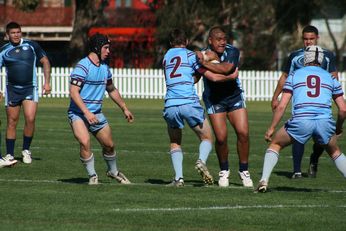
[260,149,279,182]
[239,162,248,172]
[310,143,324,164]
[103,151,118,174]
[333,153,346,177]
[80,153,97,177]
[6,139,15,156]
[170,149,183,180]
[292,141,304,173]
[23,136,33,151]
[220,161,229,171]
[198,140,212,163]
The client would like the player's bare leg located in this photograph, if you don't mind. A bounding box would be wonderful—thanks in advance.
[228,108,253,187]
[209,112,230,187]
[192,119,213,185]
[21,100,37,163]
[167,126,184,186]
[70,120,97,184]
[6,105,20,160]
[95,125,130,184]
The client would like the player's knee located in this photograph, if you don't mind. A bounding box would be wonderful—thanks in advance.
[268,143,282,153]
[215,138,227,146]
[237,131,249,142]
[24,115,36,124]
[170,143,181,150]
[103,145,114,154]
[79,138,90,150]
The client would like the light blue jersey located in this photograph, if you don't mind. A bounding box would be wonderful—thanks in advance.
[0,38,46,88]
[163,48,205,108]
[283,66,343,120]
[68,57,112,114]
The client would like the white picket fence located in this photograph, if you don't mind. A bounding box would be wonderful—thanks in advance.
[1,67,346,101]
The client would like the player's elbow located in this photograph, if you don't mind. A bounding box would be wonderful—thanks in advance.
[339,107,346,119]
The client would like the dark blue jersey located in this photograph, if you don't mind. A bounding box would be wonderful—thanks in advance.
[281,48,337,75]
[203,44,243,103]
[0,38,46,88]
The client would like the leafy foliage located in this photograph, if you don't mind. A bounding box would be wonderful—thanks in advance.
[13,0,40,12]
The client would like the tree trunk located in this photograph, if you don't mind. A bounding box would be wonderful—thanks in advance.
[68,0,103,66]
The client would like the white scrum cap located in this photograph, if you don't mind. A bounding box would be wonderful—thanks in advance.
[304,45,324,65]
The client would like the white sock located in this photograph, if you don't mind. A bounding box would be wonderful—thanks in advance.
[198,140,212,163]
[80,153,97,177]
[333,153,346,177]
[260,149,279,182]
[170,149,183,180]
[103,151,118,175]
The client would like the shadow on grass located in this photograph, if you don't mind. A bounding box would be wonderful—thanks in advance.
[145,178,210,187]
[14,157,42,161]
[273,171,308,178]
[272,186,324,193]
[58,178,88,184]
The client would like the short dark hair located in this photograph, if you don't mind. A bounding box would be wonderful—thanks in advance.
[208,26,226,38]
[169,29,187,47]
[6,21,21,33]
[302,25,319,35]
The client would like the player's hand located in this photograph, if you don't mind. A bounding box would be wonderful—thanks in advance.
[226,68,239,80]
[195,51,204,62]
[0,91,3,102]
[85,111,98,125]
[204,50,219,62]
[271,98,279,112]
[43,83,52,95]
[265,127,275,142]
[123,109,134,123]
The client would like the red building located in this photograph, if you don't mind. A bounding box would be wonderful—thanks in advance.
[0,0,158,68]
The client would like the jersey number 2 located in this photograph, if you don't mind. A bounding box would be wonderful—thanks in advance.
[168,56,182,78]
[306,75,320,98]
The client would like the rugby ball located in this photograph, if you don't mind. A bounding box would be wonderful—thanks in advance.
[201,50,220,64]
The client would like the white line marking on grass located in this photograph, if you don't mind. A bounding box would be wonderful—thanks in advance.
[111,204,346,212]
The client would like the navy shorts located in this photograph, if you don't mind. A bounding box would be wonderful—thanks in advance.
[204,93,246,115]
[5,85,38,107]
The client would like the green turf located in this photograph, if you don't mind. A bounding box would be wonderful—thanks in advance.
[0,98,345,231]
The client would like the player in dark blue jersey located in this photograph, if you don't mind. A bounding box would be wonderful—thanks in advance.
[163,29,238,187]
[0,22,51,166]
[271,25,338,178]
[68,33,134,185]
[197,26,253,188]
[255,46,346,193]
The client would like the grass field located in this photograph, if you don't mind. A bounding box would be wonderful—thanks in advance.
[0,98,345,231]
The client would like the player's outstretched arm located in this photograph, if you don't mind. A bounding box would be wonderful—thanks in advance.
[106,84,134,123]
[265,92,291,142]
[271,72,288,111]
[334,95,346,135]
[203,68,239,82]
[40,56,52,95]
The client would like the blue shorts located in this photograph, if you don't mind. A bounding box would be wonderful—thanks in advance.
[163,102,205,129]
[68,111,108,134]
[285,118,335,145]
[5,85,38,107]
[204,93,246,115]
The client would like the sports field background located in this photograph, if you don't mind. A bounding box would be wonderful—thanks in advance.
[0,98,345,231]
